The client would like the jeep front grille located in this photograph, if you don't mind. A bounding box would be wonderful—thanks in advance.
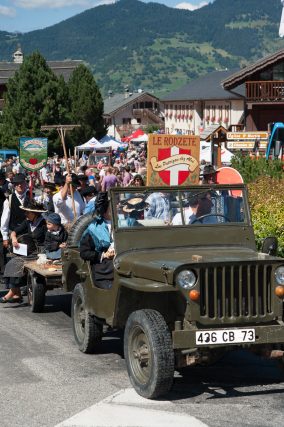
[199,264,273,321]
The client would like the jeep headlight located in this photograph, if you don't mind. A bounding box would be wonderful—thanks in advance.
[176,270,196,289]
[275,266,284,285]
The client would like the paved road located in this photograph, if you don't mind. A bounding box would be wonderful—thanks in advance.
[0,288,284,427]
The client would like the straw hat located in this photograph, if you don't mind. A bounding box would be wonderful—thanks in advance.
[20,199,47,213]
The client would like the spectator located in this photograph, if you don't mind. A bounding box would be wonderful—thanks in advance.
[122,165,132,186]
[82,186,97,214]
[53,174,85,225]
[145,192,170,221]
[101,167,118,192]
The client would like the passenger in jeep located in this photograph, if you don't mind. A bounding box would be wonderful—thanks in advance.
[79,192,114,289]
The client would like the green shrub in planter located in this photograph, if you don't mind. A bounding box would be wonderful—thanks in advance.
[248,177,284,257]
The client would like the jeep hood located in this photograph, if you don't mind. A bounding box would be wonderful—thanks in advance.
[116,246,281,284]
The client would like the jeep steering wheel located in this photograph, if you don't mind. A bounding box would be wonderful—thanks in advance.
[191,214,231,224]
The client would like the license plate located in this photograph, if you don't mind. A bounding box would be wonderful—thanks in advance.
[196,328,255,345]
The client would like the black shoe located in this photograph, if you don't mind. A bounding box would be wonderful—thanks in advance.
[0,296,23,303]
[21,286,27,296]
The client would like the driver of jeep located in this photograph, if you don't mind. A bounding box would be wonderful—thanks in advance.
[194,193,218,224]
[79,192,114,289]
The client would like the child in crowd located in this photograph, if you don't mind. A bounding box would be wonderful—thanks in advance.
[44,213,68,259]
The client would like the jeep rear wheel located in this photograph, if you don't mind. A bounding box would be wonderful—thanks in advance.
[72,283,102,354]
[124,309,174,399]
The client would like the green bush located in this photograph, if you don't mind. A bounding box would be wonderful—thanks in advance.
[247,177,284,257]
[231,153,283,183]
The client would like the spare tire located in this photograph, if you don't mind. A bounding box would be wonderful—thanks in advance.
[67,213,94,247]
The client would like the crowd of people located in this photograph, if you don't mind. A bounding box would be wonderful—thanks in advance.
[0,141,218,302]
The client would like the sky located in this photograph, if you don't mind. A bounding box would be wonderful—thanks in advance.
[0,0,214,33]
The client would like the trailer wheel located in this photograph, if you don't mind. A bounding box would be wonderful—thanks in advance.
[72,283,103,353]
[124,309,174,399]
[27,272,46,313]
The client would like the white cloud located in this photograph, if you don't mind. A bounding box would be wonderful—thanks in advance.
[13,0,114,8]
[175,1,209,11]
[0,5,16,17]
[13,0,91,9]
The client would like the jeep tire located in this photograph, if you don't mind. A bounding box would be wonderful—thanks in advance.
[124,309,174,399]
[72,283,103,353]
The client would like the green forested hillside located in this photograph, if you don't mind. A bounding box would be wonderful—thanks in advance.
[0,0,283,96]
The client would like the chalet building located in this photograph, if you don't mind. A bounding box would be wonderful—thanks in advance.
[161,70,245,136]
[222,49,284,131]
[103,88,164,135]
[0,47,82,112]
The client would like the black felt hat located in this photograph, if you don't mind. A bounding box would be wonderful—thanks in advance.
[203,164,217,176]
[77,174,89,182]
[95,192,109,215]
[81,186,97,197]
[64,173,80,187]
[12,173,27,184]
[43,182,57,191]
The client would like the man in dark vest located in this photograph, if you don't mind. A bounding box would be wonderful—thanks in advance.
[0,172,8,275]
[0,173,29,250]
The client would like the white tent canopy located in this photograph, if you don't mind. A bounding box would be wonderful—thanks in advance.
[131,134,149,142]
[99,135,126,149]
[76,137,101,151]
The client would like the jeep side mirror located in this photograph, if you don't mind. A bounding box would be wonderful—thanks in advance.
[261,237,278,256]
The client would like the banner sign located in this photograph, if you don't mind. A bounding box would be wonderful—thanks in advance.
[147,134,200,186]
[227,140,267,150]
[19,137,48,171]
[227,132,268,140]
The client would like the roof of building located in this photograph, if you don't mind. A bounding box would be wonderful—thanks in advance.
[222,48,284,90]
[0,60,83,85]
[200,124,227,141]
[161,70,245,102]
[104,91,160,115]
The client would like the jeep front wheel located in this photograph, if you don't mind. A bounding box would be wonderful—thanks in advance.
[72,283,102,354]
[124,309,174,399]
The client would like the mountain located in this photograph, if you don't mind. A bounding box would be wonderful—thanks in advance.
[1,0,283,97]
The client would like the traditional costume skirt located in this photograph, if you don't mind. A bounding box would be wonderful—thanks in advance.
[4,254,38,287]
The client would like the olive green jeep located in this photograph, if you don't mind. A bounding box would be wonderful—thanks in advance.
[62,185,284,399]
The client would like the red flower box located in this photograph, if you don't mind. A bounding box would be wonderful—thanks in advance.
[205,115,210,122]
[189,114,193,120]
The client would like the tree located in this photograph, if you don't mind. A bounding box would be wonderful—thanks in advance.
[0,52,70,151]
[67,64,106,146]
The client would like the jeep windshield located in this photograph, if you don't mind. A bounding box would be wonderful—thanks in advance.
[112,186,247,229]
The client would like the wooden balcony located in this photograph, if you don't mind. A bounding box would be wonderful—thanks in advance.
[246,81,284,102]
